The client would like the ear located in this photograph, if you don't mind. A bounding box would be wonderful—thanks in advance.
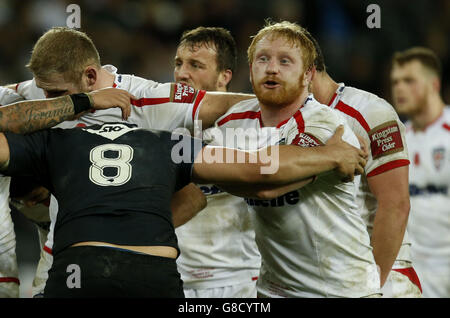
[303,67,315,87]
[217,69,232,91]
[310,66,317,81]
[431,77,441,93]
[83,66,98,89]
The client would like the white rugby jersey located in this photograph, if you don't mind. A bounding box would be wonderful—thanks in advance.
[405,107,450,262]
[15,65,207,253]
[175,186,261,288]
[15,65,204,132]
[327,83,412,262]
[0,86,25,234]
[0,87,24,296]
[212,95,380,298]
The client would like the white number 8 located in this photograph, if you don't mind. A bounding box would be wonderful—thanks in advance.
[89,144,133,186]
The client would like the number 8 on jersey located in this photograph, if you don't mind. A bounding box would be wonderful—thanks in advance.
[89,144,134,186]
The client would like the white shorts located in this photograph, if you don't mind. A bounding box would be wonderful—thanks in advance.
[32,226,53,297]
[381,262,422,298]
[183,280,257,298]
[0,208,19,298]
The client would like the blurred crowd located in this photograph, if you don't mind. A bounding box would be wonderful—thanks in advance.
[0,0,449,104]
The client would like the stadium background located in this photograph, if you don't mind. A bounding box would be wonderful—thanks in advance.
[0,0,448,297]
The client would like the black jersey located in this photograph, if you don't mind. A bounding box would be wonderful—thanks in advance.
[3,122,204,256]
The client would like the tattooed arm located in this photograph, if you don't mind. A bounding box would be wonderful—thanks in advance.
[0,96,75,134]
[0,88,134,134]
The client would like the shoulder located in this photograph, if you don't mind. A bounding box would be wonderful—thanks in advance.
[301,96,348,129]
[284,97,358,147]
[339,86,401,129]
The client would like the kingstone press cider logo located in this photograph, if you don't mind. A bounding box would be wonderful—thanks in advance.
[170,120,281,175]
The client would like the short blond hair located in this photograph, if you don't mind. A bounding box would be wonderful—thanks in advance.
[392,47,442,80]
[26,27,101,83]
[247,20,316,71]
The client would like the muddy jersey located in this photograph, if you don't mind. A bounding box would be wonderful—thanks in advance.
[212,95,380,298]
[175,187,261,289]
[0,87,24,297]
[327,83,411,262]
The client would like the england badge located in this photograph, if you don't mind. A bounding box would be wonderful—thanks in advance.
[432,147,445,170]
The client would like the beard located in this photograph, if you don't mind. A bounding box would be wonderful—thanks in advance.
[251,73,305,108]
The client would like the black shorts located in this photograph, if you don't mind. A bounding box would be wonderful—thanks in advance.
[44,246,184,298]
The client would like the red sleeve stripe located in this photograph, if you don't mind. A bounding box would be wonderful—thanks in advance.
[366,159,410,178]
[44,245,53,255]
[443,123,450,131]
[15,83,20,92]
[293,110,305,134]
[217,111,261,126]
[335,101,371,132]
[192,90,206,121]
[393,267,422,293]
[112,83,117,88]
[290,110,306,145]
[131,97,171,107]
[0,277,20,285]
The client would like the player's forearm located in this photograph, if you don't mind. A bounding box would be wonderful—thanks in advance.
[0,96,76,134]
[193,145,340,186]
[371,200,410,287]
[263,145,339,184]
[171,183,207,227]
[218,177,314,200]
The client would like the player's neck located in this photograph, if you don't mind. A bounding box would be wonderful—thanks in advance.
[312,72,339,106]
[259,89,309,127]
[92,68,116,91]
[411,94,445,131]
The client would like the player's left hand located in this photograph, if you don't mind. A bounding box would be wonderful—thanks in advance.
[356,134,369,158]
[87,88,137,120]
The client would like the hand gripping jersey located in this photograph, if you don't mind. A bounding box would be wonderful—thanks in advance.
[213,95,380,298]
[0,87,24,297]
[327,84,412,263]
[405,107,450,297]
[3,123,203,256]
[15,65,205,132]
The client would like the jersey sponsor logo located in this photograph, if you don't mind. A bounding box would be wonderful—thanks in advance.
[83,123,139,141]
[245,190,299,207]
[369,121,404,159]
[432,147,445,170]
[409,184,448,196]
[199,185,223,196]
[170,83,197,103]
[291,132,323,147]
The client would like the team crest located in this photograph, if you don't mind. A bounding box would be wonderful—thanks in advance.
[432,147,445,171]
